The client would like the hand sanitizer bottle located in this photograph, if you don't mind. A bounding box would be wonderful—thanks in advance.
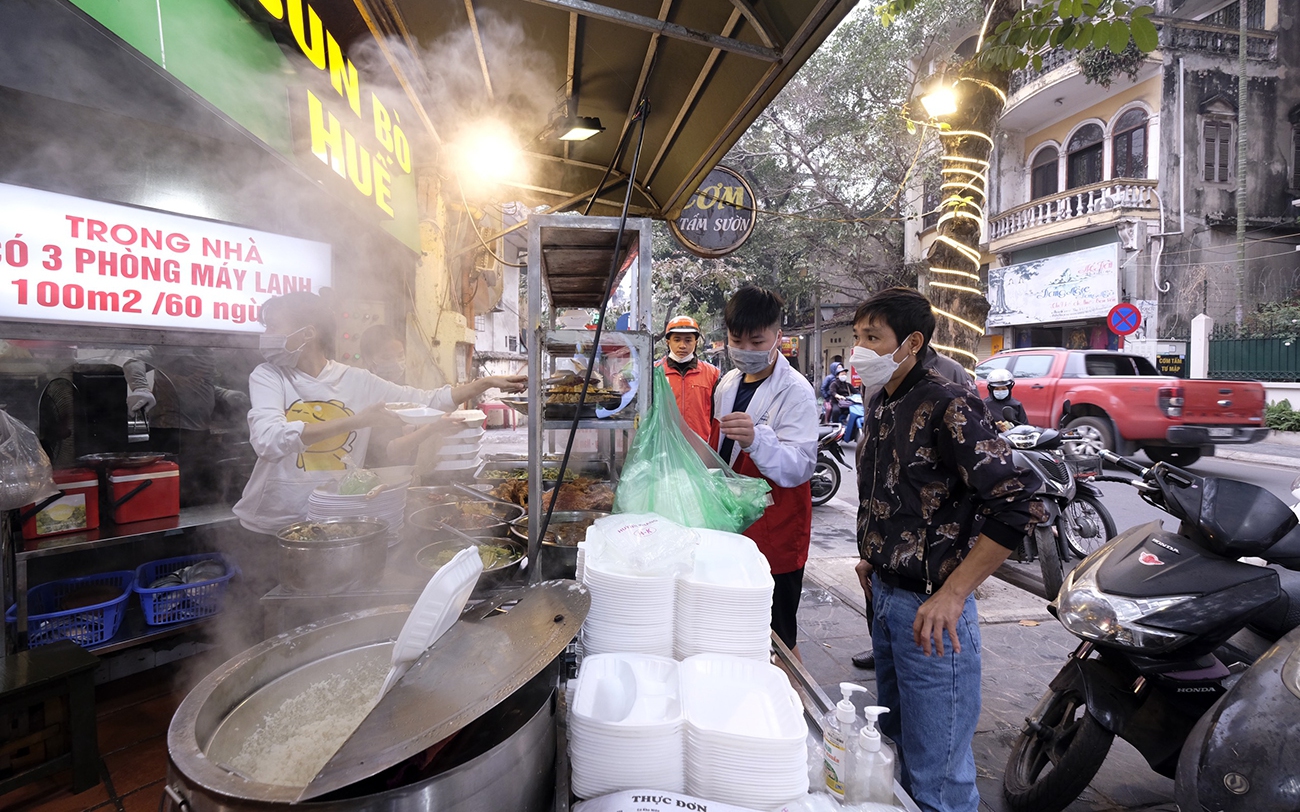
[847,705,895,806]
[822,682,867,800]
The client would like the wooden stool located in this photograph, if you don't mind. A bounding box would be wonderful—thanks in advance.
[0,641,100,794]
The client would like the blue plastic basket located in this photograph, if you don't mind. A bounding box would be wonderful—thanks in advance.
[5,571,135,649]
[133,553,237,626]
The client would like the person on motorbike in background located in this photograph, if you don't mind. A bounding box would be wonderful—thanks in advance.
[828,367,854,425]
[984,368,1027,430]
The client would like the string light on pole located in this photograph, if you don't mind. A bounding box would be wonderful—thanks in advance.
[920,76,1006,376]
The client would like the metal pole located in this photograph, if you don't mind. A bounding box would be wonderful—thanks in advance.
[812,286,823,391]
[1236,2,1248,326]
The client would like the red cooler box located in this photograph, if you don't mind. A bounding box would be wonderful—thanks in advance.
[20,467,100,539]
[108,461,180,524]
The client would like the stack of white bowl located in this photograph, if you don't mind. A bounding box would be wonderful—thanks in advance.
[680,653,809,809]
[307,466,413,546]
[675,529,774,661]
[434,421,484,474]
[581,559,675,656]
[568,654,685,798]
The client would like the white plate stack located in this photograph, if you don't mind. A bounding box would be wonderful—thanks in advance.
[675,529,775,661]
[307,466,413,546]
[434,412,486,473]
[581,560,675,657]
[680,653,809,809]
[568,654,685,798]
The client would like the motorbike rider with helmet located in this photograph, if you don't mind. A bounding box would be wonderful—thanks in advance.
[984,368,1027,429]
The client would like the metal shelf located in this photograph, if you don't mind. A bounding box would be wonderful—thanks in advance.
[16,504,237,561]
[524,216,654,580]
[89,604,211,655]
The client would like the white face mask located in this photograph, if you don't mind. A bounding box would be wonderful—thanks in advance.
[373,358,406,383]
[849,340,911,396]
[259,326,310,368]
[729,342,778,375]
[668,349,694,364]
[991,388,1011,401]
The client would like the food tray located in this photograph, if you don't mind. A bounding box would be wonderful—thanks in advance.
[134,553,238,626]
[499,396,624,419]
[476,456,611,482]
[6,571,135,648]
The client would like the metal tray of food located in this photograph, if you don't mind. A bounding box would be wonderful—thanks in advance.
[474,457,611,482]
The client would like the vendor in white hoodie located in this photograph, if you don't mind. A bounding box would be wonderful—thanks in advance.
[714,285,818,655]
[233,292,525,535]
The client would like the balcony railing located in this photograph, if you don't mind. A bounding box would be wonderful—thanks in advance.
[989,179,1159,243]
[1008,48,1075,96]
[1166,20,1277,61]
[1007,19,1277,99]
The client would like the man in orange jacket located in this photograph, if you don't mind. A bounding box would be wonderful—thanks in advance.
[655,315,720,442]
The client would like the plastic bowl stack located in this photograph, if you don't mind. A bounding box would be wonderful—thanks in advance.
[581,559,675,657]
[567,653,807,808]
[568,654,685,798]
[674,529,774,661]
[307,466,413,546]
[681,653,809,809]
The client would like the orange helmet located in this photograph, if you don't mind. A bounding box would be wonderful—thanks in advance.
[665,315,701,336]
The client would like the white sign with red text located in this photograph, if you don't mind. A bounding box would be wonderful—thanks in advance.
[0,183,331,333]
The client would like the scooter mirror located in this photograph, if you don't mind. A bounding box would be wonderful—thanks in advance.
[1003,406,1018,423]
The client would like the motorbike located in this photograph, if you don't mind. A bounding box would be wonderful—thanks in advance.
[998,402,1117,600]
[1173,473,1300,811]
[1002,451,1300,812]
[811,422,849,507]
[843,393,864,443]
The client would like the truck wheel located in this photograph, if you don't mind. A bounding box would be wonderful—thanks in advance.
[1003,682,1115,812]
[1063,416,1113,460]
[1144,446,1202,466]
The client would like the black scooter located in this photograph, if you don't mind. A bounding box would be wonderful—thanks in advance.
[1175,623,1300,810]
[811,422,849,507]
[1002,451,1300,812]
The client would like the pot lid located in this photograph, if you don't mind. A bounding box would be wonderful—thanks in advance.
[297,580,589,801]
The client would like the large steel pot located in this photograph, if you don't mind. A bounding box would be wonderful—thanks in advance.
[509,510,610,581]
[275,517,388,595]
[414,538,526,594]
[409,502,523,541]
[165,606,557,812]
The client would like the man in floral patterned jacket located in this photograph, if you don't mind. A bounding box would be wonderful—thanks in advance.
[851,288,1043,812]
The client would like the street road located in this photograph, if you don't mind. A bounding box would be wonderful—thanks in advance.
[818,443,1300,566]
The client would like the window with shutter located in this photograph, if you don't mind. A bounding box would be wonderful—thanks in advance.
[1292,126,1300,189]
[1204,121,1232,183]
[1112,109,1148,179]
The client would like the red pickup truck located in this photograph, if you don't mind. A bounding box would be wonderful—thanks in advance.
[974,348,1268,465]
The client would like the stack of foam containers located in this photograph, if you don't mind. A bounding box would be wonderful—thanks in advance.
[578,516,774,661]
[566,652,808,809]
[674,529,775,660]
[568,654,685,798]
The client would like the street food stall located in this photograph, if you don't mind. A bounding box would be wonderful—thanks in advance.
[0,0,913,809]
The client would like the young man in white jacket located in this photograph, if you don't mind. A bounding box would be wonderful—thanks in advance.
[713,286,819,654]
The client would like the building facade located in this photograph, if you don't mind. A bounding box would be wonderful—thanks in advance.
[909,0,1300,368]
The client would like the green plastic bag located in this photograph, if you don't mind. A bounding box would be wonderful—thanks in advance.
[614,368,771,532]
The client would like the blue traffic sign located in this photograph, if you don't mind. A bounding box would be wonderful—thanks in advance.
[1107,303,1141,336]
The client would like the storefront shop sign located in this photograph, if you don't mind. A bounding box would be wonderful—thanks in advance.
[68,0,418,250]
[0,183,331,333]
[987,244,1119,328]
[780,335,799,356]
[1158,354,1187,377]
[670,166,757,258]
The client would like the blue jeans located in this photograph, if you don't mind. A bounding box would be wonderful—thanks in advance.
[872,576,982,812]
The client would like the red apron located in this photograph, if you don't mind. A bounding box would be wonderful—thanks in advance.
[733,450,813,575]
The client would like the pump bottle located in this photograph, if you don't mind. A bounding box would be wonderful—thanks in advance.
[847,705,895,806]
[822,682,867,800]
